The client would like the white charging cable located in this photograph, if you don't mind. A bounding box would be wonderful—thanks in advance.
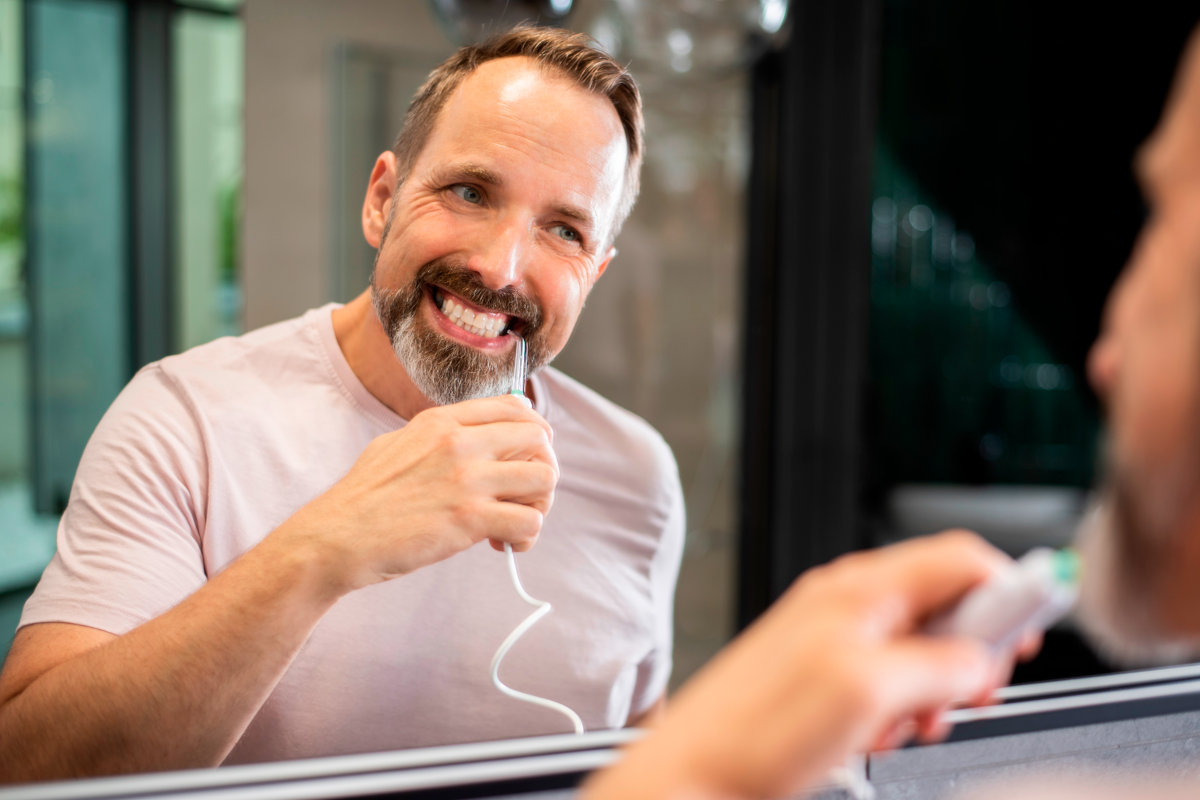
[489,333,584,735]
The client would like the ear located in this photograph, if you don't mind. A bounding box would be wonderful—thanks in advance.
[594,246,616,281]
[362,151,400,248]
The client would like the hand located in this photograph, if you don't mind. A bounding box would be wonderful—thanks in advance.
[584,531,1026,800]
[275,394,558,594]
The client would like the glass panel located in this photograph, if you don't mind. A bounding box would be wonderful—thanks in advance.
[0,0,25,491]
[180,0,242,11]
[0,0,60,624]
[27,0,129,514]
[174,8,244,349]
[0,0,128,660]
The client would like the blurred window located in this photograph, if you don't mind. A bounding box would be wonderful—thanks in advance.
[0,0,243,661]
[175,6,243,349]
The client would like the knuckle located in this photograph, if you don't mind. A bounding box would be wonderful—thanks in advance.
[442,428,473,458]
[447,461,474,490]
[519,513,543,542]
[535,461,558,488]
[450,497,486,533]
[533,489,556,516]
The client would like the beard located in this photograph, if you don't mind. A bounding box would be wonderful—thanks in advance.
[1073,442,1200,667]
[369,258,549,407]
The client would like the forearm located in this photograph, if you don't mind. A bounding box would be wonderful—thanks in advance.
[0,395,558,782]
[0,531,341,781]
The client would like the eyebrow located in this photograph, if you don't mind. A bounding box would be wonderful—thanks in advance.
[552,202,594,229]
[443,163,504,187]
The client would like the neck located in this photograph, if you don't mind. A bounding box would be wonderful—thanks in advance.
[331,291,434,421]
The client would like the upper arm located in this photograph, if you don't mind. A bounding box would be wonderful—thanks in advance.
[20,368,209,638]
[0,623,116,707]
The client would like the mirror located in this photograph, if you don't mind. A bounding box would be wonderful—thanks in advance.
[0,0,749,776]
[4,0,1200,788]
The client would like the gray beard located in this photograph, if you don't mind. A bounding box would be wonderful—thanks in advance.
[387,295,513,405]
[1074,485,1200,668]
[369,260,546,407]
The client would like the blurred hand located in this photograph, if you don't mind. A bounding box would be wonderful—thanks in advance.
[274,394,558,594]
[584,531,1030,800]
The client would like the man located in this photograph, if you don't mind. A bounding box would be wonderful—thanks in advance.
[0,27,683,780]
[584,22,1200,800]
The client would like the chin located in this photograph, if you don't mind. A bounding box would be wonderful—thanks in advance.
[1073,494,1200,668]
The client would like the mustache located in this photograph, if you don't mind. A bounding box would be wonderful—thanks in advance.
[417,260,543,332]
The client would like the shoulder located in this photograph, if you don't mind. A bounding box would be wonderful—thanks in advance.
[83,306,338,462]
[536,367,676,470]
[139,306,337,417]
[536,369,685,600]
[534,367,682,513]
[157,308,327,384]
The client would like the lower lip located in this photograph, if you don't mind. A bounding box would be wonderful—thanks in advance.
[424,289,512,351]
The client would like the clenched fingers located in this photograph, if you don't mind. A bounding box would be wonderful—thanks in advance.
[442,394,553,438]
[473,459,558,515]
[465,420,558,470]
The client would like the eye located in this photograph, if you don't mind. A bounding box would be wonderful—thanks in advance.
[450,184,483,204]
[550,223,581,244]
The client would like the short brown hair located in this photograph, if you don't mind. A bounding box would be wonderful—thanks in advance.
[392,26,644,243]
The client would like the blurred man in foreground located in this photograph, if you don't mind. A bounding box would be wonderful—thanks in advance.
[585,23,1200,800]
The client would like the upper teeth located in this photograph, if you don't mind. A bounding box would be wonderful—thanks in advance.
[439,293,509,338]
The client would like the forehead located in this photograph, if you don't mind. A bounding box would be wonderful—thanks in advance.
[417,57,627,211]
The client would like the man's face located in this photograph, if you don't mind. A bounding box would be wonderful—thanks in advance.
[368,56,626,405]
[1076,32,1200,663]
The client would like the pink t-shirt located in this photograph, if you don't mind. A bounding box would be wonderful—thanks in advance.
[21,305,685,763]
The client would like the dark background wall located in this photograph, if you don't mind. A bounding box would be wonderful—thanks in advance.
[739,0,1200,659]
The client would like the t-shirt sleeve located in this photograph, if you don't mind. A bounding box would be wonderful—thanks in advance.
[629,435,686,714]
[20,364,209,635]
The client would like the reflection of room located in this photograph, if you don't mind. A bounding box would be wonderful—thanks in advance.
[0,0,755,693]
[7,0,1200,796]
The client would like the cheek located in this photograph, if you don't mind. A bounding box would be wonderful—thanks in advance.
[531,268,594,353]
[540,260,594,318]
[1114,329,1200,485]
[376,210,454,278]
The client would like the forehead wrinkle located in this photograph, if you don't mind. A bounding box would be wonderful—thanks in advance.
[486,122,621,237]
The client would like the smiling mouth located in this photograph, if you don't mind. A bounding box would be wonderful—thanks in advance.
[432,287,520,339]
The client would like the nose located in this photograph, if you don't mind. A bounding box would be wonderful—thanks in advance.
[466,218,526,291]
[1088,269,1131,402]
